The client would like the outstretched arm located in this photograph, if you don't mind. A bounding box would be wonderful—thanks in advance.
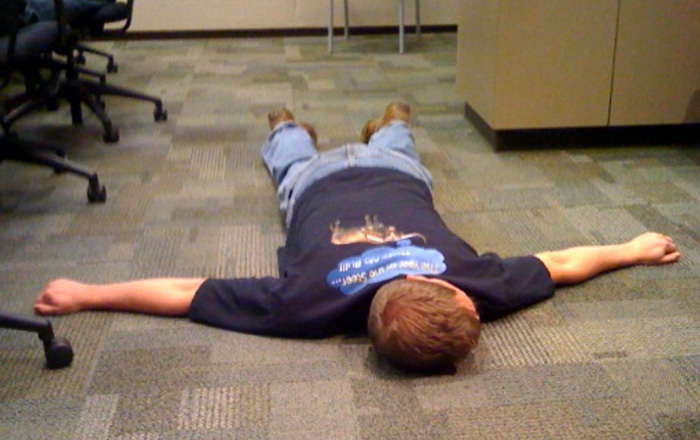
[34,278,207,316]
[535,232,680,285]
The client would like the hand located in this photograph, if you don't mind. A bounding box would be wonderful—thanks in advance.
[628,232,681,265]
[34,278,89,315]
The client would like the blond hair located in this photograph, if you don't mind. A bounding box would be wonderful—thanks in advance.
[368,278,480,372]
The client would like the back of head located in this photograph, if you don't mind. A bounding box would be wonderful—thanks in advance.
[367,278,481,373]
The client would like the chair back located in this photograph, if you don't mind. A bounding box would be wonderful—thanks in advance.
[90,0,134,36]
[122,0,134,31]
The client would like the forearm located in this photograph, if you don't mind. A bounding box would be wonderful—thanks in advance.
[87,278,206,315]
[535,244,636,285]
[34,277,206,316]
[535,232,680,285]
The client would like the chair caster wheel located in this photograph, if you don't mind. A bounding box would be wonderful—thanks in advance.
[103,127,119,143]
[88,183,107,203]
[44,337,73,369]
[154,107,168,122]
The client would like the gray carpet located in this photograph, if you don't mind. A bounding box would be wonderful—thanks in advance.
[1,33,700,440]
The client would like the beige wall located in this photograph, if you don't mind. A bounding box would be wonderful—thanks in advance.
[130,0,459,32]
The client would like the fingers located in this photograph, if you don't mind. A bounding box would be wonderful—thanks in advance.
[34,290,55,315]
[33,302,57,316]
[34,280,68,315]
[665,238,677,252]
[659,251,681,264]
[662,236,679,261]
[657,234,680,264]
[633,232,680,266]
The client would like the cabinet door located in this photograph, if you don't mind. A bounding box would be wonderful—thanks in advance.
[610,0,700,126]
[457,0,618,130]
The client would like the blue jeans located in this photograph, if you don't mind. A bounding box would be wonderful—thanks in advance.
[262,121,433,226]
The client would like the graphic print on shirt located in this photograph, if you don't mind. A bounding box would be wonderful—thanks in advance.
[330,215,426,245]
[327,215,446,295]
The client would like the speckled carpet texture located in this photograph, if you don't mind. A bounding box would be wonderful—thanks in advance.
[1,33,699,439]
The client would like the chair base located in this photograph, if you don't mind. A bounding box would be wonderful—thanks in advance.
[4,59,167,146]
[76,43,118,73]
[0,311,74,369]
[1,132,107,203]
[60,75,167,144]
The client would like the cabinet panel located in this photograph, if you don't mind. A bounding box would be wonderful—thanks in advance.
[494,1,618,129]
[610,0,700,126]
[456,0,499,126]
[456,0,618,130]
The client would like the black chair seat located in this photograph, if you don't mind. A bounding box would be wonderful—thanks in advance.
[0,22,57,64]
[92,2,129,23]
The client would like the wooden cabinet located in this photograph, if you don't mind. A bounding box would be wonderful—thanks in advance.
[456,0,700,130]
[611,0,700,125]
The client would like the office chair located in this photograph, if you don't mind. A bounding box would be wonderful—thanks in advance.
[74,0,135,73]
[20,0,166,143]
[1,0,107,203]
[328,0,421,54]
[1,0,75,372]
[55,44,168,143]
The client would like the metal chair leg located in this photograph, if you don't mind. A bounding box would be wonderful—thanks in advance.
[416,0,421,37]
[328,0,334,53]
[330,0,415,54]
[343,0,349,39]
[399,0,405,54]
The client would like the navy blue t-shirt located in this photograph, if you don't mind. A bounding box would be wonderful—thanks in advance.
[190,168,555,337]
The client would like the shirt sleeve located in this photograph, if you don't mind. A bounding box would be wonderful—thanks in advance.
[189,277,284,336]
[448,254,556,322]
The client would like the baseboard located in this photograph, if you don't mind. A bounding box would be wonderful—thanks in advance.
[100,25,457,41]
[464,103,700,151]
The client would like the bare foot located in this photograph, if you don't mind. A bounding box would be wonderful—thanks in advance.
[360,102,411,143]
[34,279,91,315]
[268,107,295,130]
